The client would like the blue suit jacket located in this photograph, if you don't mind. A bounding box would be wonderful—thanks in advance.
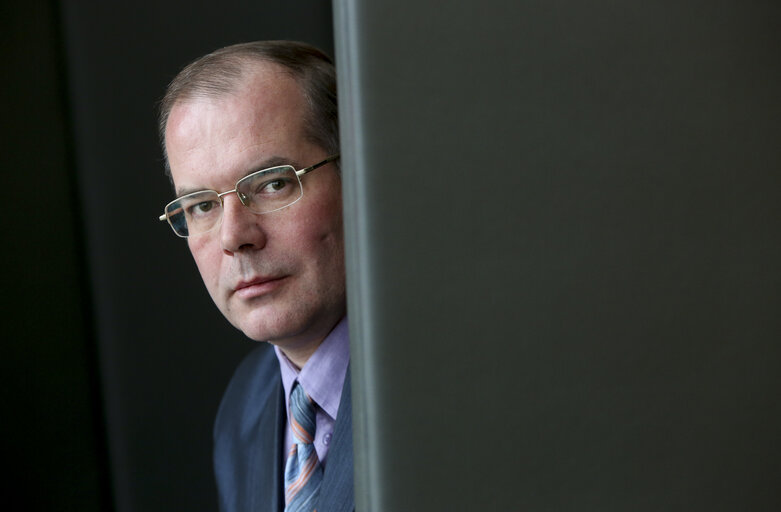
[214,344,354,512]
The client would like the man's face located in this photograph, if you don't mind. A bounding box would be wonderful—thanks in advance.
[165,63,346,357]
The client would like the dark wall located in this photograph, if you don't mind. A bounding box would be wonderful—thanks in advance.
[3,1,333,510]
[2,2,108,510]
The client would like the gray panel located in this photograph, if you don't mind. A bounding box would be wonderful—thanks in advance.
[336,1,780,510]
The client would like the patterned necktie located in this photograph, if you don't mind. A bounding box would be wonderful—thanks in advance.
[284,382,323,512]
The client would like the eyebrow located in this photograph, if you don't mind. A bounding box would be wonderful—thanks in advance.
[174,155,301,197]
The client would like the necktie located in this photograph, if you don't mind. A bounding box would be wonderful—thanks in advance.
[284,382,323,512]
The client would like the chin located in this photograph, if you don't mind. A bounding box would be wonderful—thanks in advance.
[233,307,301,343]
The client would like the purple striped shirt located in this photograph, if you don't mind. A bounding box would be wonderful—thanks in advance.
[275,316,350,467]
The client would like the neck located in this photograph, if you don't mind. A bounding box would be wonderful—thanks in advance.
[271,313,346,369]
[277,341,321,370]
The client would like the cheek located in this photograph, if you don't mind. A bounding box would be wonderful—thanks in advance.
[310,220,346,279]
[301,212,344,258]
[281,195,343,250]
[188,237,221,288]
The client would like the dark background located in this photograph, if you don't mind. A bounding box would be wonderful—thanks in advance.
[3,1,333,510]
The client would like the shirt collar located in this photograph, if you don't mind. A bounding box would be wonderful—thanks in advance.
[275,316,350,420]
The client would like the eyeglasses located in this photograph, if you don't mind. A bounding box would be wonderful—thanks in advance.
[159,154,339,238]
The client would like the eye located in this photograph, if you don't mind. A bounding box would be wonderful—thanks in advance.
[267,179,286,191]
[255,178,291,195]
[186,200,220,218]
[236,166,299,209]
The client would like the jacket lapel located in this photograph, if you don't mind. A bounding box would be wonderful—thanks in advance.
[249,375,286,512]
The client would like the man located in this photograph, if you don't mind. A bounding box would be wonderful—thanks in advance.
[157,41,353,512]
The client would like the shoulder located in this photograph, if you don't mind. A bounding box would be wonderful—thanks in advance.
[213,344,286,511]
[214,343,281,439]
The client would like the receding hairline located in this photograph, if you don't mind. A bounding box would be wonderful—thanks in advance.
[165,60,305,132]
[164,64,314,182]
[158,41,339,178]
[161,56,300,140]
[177,56,298,100]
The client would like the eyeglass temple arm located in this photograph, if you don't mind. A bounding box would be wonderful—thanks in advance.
[295,154,340,177]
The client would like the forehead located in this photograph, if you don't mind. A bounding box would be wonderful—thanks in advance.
[165,63,309,193]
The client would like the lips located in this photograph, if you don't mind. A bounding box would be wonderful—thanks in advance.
[233,275,288,299]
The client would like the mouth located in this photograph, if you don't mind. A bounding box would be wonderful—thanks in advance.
[233,275,288,299]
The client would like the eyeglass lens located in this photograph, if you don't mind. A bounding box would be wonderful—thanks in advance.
[164,165,303,237]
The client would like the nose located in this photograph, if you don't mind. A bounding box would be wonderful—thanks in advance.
[219,193,267,253]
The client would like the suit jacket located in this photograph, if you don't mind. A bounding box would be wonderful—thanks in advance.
[214,344,354,512]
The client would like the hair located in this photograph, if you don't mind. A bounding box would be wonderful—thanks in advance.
[158,40,338,175]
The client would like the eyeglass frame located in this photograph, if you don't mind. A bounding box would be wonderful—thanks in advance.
[158,153,340,238]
